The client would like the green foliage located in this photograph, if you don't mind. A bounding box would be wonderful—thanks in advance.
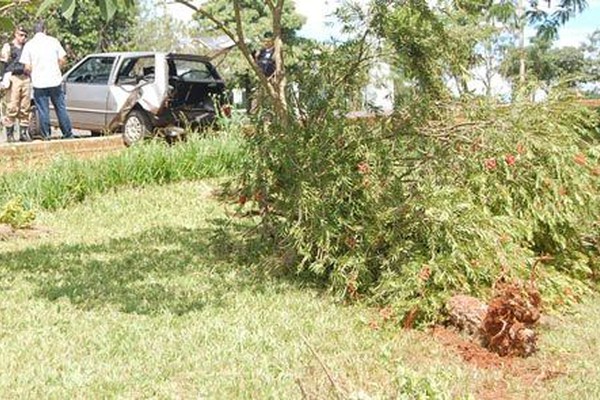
[189,0,307,85]
[193,0,305,42]
[370,0,492,102]
[42,0,136,63]
[393,366,448,399]
[130,0,195,53]
[0,0,41,44]
[526,0,588,41]
[371,1,451,100]
[0,197,35,228]
[37,0,135,21]
[0,135,245,211]
[239,92,600,325]
[501,38,590,89]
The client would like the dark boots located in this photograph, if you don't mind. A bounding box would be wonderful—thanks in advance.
[4,125,32,143]
[19,126,32,142]
[5,126,15,143]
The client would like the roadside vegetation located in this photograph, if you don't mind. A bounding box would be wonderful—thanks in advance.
[1,0,600,396]
[0,133,244,210]
[1,179,599,398]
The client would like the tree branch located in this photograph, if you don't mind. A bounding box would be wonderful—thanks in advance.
[174,0,289,124]
[0,0,30,14]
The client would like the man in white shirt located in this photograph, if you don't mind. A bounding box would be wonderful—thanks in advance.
[19,20,73,139]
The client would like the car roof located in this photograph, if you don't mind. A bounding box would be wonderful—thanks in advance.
[84,51,213,62]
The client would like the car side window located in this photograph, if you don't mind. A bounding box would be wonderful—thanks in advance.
[66,57,115,84]
[116,56,155,84]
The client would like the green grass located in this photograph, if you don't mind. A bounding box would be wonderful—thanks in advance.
[0,180,599,398]
[0,133,244,211]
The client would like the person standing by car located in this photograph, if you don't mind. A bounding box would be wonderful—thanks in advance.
[0,25,32,142]
[254,32,276,80]
[249,32,277,114]
[19,20,73,140]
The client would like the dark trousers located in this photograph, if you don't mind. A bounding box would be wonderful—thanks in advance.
[33,85,73,139]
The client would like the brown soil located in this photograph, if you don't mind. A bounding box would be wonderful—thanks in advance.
[431,324,565,400]
[0,135,124,174]
[0,223,52,240]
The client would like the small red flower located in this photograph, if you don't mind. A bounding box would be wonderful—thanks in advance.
[253,191,264,202]
[574,153,587,166]
[345,237,357,249]
[419,266,431,281]
[505,154,516,166]
[368,320,380,330]
[379,306,394,321]
[238,195,247,206]
[485,158,497,170]
[357,161,370,174]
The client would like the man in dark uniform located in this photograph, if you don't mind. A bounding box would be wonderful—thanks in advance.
[0,25,31,142]
[254,32,276,79]
[250,32,276,113]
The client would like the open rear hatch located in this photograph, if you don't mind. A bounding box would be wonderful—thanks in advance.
[165,54,226,126]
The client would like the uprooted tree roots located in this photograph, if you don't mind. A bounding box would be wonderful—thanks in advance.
[447,280,542,357]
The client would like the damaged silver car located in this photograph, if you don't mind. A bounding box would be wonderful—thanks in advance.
[32,51,229,145]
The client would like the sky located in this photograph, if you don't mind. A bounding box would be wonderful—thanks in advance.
[168,0,599,47]
[553,0,600,47]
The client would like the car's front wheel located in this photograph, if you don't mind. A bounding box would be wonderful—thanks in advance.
[122,110,152,147]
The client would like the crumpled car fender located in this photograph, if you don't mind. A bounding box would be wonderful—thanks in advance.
[107,57,169,131]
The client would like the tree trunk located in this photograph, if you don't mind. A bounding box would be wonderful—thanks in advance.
[517,0,527,87]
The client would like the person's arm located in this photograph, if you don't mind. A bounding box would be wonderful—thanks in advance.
[57,39,67,69]
[0,43,10,63]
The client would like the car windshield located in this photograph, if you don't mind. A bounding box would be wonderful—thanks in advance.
[169,59,217,82]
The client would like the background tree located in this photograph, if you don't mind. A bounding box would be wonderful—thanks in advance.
[501,36,592,95]
[0,0,39,43]
[187,0,306,91]
[173,0,302,123]
[43,0,136,65]
[131,0,195,53]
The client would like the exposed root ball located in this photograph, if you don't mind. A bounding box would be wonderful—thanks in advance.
[480,281,541,357]
[447,280,542,357]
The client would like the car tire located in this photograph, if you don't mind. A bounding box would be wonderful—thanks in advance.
[28,105,42,139]
[123,110,152,147]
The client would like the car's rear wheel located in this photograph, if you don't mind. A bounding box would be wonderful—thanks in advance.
[123,110,152,147]
[28,105,42,139]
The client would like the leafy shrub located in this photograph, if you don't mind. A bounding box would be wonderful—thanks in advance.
[239,95,600,325]
[0,197,36,229]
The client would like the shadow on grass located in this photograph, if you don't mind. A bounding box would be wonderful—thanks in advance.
[0,219,320,315]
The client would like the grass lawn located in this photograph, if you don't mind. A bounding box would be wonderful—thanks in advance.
[1,180,599,398]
